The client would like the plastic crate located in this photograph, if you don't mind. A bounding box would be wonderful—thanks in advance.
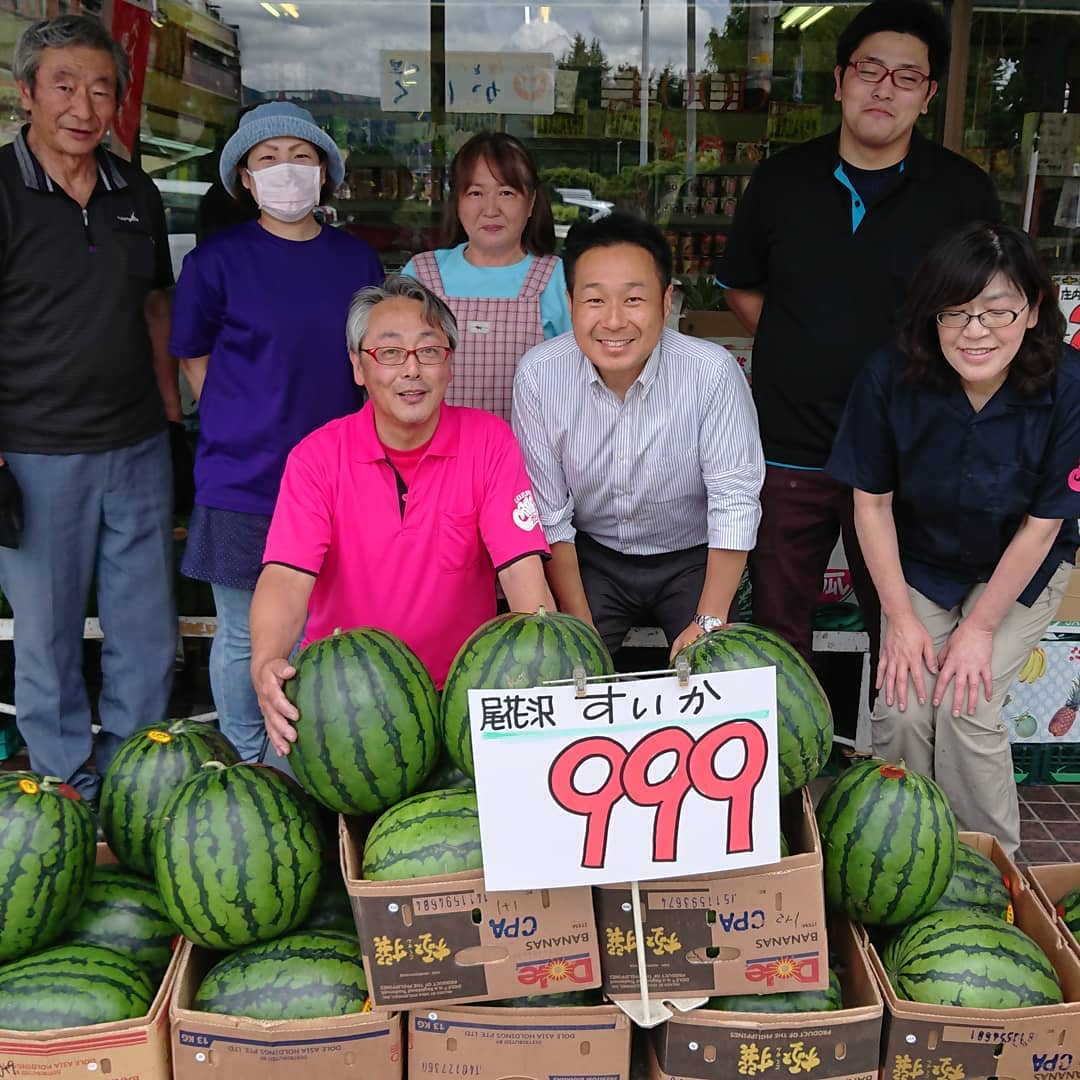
[1041,743,1080,784]
[1011,741,1044,785]
[0,719,23,762]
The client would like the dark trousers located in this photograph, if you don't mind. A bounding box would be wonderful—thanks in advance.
[577,532,708,665]
[748,466,881,690]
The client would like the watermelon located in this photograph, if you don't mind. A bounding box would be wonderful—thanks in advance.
[303,879,356,934]
[64,865,178,980]
[99,720,240,876]
[285,628,440,815]
[440,608,613,777]
[882,909,1061,1008]
[422,752,475,792]
[0,773,96,963]
[678,623,832,795]
[930,842,1011,920]
[704,968,842,1013]
[488,989,606,1007]
[153,762,324,950]
[362,788,482,881]
[194,930,368,1020]
[1057,885,1080,937]
[816,760,957,927]
[0,943,155,1031]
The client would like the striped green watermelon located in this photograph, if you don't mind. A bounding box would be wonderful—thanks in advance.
[63,865,178,980]
[678,624,832,795]
[302,879,355,934]
[816,761,957,926]
[153,762,324,950]
[930,842,1011,920]
[0,943,155,1031]
[363,788,482,881]
[488,989,607,1007]
[0,773,96,963]
[194,930,368,1020]
[704,968,842,1013]
[882,909,1061,1008]
[99,720,240,876]
[440,608,613,777]
[1057,885,1080,937]
[422,752,475,793]
[285,628,440,815]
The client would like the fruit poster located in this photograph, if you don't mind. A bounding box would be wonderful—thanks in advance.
[469,667,779,891]
[1006,641,1080,743]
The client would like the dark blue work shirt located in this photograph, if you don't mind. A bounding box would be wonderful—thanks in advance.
[827,345,1080,609]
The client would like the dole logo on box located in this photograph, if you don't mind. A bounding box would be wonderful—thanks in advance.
[516,953,595,989]
[744,952,820,988]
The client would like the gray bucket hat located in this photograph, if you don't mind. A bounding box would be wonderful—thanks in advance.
[219,101,345,196]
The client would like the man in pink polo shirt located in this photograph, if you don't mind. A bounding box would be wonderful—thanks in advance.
[251,275,553,757]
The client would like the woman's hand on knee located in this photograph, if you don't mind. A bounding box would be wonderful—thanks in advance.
[879,610,937,711]
[934,622,993,718]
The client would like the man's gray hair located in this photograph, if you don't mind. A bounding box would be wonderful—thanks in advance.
[14,15,130,102]
[346,274,458,353]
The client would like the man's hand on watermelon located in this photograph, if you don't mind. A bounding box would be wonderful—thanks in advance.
[249,564,314,755]
[253,657,299,756]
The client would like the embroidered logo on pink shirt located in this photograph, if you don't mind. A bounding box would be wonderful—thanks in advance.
[513,490,541,531]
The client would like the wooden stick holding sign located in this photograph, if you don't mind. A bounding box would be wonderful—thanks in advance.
[467,656,780,1027]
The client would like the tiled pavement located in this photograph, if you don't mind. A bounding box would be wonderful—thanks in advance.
[1017,783,1080,865]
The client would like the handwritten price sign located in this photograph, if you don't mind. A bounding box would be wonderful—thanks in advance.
[469,668,779,891]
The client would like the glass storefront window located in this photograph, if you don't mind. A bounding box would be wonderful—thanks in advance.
[5,2,1077,293]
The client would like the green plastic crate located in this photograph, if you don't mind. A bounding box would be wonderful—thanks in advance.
[1011,742,1043,785]
[0,719,23,762]
[1041,743,1080,784]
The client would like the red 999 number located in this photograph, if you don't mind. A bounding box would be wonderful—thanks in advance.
[547,722,768,871]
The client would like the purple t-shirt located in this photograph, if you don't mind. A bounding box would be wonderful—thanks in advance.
[170,220,383,515]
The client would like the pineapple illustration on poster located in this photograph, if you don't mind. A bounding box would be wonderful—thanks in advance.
[1006,641,1080,743]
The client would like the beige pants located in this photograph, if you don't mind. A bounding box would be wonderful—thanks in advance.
[871,561,1072,856]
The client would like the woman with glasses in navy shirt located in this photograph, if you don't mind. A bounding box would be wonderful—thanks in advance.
[827,221,1080,855]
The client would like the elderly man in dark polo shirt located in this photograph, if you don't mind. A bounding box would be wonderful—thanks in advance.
[718,0,1001,688]
[0,15,179,800]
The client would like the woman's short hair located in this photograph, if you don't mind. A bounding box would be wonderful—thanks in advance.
[346,274,458,354]
[898,221,1065,396]
[440,132,554,256]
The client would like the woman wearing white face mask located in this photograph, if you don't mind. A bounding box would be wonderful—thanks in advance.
[169,102,383,763]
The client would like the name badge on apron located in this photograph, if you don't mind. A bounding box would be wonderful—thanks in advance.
[466,320,492,335]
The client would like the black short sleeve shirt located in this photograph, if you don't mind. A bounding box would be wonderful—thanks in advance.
[826,346,1080,609]
[718,130,1002,468]
[0,129,173,454]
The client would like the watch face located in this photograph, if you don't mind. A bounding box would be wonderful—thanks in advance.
[696,615,724,633]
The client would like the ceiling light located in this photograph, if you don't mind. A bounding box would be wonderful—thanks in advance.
[779,5,811,29]
[799,4,833,29]
[280,2,299,15]
[260,2,281,15]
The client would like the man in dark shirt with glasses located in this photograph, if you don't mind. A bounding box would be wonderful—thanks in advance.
[718,0,1001,694]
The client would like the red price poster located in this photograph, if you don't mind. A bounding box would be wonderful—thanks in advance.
[469,667,779,891]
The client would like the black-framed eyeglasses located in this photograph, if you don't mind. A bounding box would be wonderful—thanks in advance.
[361,345,453,366]
[848,59,931,92]
[936,305,1029,330]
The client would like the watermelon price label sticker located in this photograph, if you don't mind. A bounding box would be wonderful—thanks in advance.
[469,666,779,891]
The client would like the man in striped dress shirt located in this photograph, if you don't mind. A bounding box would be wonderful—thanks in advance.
[512,213,765,666]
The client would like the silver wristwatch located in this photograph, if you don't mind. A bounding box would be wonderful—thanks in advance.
[694,614,726,633]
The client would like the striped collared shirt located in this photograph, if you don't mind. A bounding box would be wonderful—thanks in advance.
[512,327,764,554]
